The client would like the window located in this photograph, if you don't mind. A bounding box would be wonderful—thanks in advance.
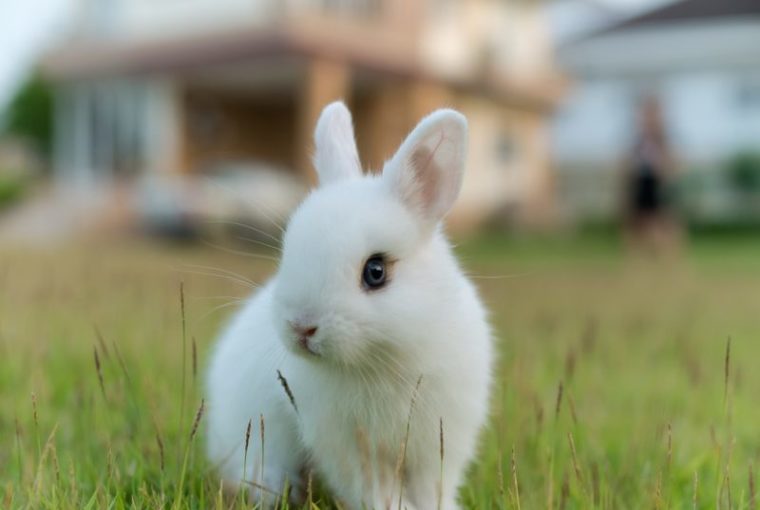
[495,133,517,165]
[735,75,760,109]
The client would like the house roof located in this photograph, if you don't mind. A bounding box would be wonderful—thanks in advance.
[43,21,565,111]
[601,0,760,34]
[558,0,760,76]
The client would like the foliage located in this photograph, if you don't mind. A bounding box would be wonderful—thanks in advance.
[0,174,27,208]
[1,235,760,508]
[727,152,760,192]
[2,74,54,156]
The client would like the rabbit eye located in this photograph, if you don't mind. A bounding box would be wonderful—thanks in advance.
[362,255,387,290]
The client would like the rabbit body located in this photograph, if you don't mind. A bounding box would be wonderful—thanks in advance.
[206,103,493,510]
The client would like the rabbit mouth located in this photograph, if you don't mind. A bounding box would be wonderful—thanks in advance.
[296,335,320,357]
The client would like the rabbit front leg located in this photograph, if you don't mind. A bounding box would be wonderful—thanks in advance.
[403,470,459,510]
[362,487,418,510]
[238,412,306,506]
[352,456,418,510]
[243,452,305,507]
[401,451,468,510]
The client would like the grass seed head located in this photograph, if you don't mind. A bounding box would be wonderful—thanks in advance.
[93,325,110,360]
[244,418,252,454]
[191,336,197,381]
[724,336,731,408]
[31,393,38,428]
[559,471,570,510]
[511,445,521,510]
[155,431,165,472]
[111,339,132,386]
[750,464,756,510]
[567,392,578,426]
[497,451,505,498]
[276,370,298,413]
[189,399,205,441]
[666,423,672,469]
[439,417,444,465]
[555,381,564,421]
[568,432,583,487]
[93,346,106,400]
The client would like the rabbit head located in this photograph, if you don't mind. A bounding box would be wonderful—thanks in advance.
[272,101,468,367]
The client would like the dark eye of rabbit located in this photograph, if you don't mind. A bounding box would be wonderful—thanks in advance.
[362,255,387,290]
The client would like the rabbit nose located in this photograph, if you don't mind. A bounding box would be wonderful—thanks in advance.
[292,324,318,338]
[291,323,319,355]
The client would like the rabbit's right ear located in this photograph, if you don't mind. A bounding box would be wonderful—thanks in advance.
[383,109,467,230]
[313,101,362,186]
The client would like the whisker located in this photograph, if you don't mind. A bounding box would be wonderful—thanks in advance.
[200,239,281,262]
[246,196,291,234]
[172,267,257,290]
[205,180,288,235]
[235,235,282,253]
[202,220,283,246]
[467,271,535,280]
[178,263,261,288]
[196,299,247,322]
[359,348,437,421]
[191,295,248,302]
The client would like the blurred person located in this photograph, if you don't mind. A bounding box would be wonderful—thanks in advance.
[623,95,680,255]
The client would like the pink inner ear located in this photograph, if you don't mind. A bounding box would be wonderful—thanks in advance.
[385,109,467,223]
[409,146,440,211]
[407,127,463,220]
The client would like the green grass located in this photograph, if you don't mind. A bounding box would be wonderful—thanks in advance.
[0,175,27,208]
[2,233,760,508]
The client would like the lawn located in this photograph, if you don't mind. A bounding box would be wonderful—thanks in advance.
[2,232,760,509]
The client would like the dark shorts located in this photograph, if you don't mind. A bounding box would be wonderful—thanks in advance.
[631,173,662,214]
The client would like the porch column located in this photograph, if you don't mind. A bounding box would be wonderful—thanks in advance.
[521,113,555,227]
[94,83,115,182]
[359,79,453,172]
[70,84,96,189]
[296,58,350,183]
[53,85,74,190]
[144,80,185,176]
[359,82,409,171]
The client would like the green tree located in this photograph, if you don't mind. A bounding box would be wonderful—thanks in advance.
[727,152,760,193]
[2,73,53,156]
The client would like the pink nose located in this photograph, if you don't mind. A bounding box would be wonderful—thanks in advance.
[292,325,318,338]
[292,324,318,353]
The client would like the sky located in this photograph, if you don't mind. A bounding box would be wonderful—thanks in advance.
[0,0,72,110]
[0,0,674,112]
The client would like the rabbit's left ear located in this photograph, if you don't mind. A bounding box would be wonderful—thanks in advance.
[384,109,468,226]
[313,101,362,186]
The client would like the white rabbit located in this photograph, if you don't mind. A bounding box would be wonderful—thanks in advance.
[206,101,493,509]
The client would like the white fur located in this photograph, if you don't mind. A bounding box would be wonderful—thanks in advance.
[206,102,493,509]
[313,101,362,185]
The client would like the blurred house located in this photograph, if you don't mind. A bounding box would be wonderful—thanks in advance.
[0,138,42,178]
[552,0,760,222]
[41,0,564,234]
